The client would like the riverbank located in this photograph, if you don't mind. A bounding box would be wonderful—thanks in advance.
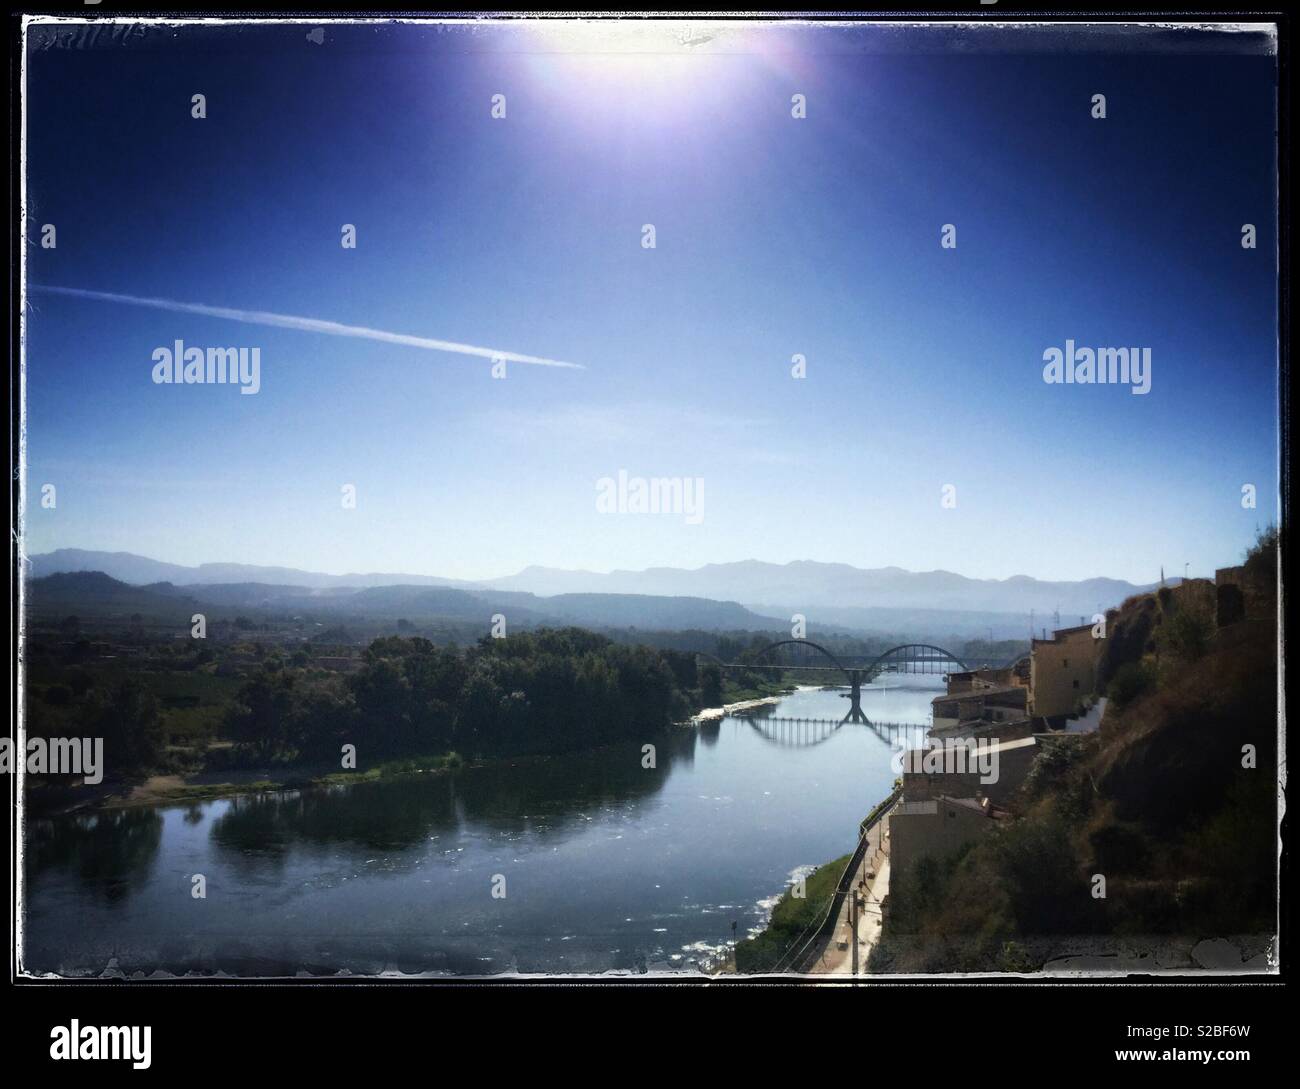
[809,806,893,974]
[24,750,473,816]
[29,682,823,818]
[28,682,768,816]
[30,683,768,817]
[727,852,852,973]
[687,683,815,724]
[725,788,899,976]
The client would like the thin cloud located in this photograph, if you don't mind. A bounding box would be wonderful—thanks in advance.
[482,404,802,466]
[29,285,586,370]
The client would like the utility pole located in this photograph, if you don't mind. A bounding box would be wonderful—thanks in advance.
[850,891,861,976]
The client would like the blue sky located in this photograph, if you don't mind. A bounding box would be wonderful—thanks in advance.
[23,21,1279,584]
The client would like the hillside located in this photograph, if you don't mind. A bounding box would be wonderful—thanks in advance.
[25,572,197,620]
[871,530,1278,973]
[23,571,789,635]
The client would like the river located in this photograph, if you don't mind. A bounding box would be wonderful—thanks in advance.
[21,676,944,976]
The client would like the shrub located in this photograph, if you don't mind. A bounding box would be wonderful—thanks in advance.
[1156,605,1213,665]
[1106,661,1151,710]
[1242,524,1278,585]
[1096,599,1154,691]
[1089,820,1152,873]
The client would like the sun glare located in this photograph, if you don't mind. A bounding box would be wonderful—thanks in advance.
[521,20,763,125]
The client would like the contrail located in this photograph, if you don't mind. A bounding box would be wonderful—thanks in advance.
[28,284,586,370]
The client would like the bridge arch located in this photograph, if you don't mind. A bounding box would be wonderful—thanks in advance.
[866,643,969,674]
[695,638,855,681]
[743,638,854,679]
[746,715,844,749]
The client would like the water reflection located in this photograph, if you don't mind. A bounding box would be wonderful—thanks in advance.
[26,807,163,906]
[22,683,940,975]
[205,734,695,871]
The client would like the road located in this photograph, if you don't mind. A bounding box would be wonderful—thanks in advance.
[809,809,893,975]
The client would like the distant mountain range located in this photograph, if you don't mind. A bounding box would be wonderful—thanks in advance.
[25,569,794,635]
[26,549,460,591]
[475,560,1151,621]
[29,549,1154,621]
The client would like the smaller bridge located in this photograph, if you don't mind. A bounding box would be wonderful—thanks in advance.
[742,713,930,750]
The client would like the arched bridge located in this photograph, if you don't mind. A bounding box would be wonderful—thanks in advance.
[697,639,983,722]
[742,711,931,750]
[697,639,982,676]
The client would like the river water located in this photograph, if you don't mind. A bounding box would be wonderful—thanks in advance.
[22,677,942,977]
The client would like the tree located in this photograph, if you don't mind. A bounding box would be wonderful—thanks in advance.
[699,662,723,706]
[225,670,298,762]
[292,679,358,762]
[457,664,505,748]
[84,680,166,776]
[349,657,414,753]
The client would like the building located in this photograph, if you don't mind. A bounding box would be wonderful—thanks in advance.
[900,752,982,803]
[1028,623,1103,720]
[931,686,1028,734]
[977,735,1041,805]
[943,666,1017,694]
[889,735,1045,874]
[899,735,1041,808]
[1170,576,1216,612]
[1214,564,1271,625]
[889,796,994,871]
[931,665,1030,735]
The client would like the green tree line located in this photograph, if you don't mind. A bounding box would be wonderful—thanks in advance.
[224,628,701,766]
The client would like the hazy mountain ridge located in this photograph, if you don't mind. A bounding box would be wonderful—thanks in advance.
[26,571,197,620]
[28,549,468,591]
[481,560,1147,617]
[28,549,1154,624]
[24,570,790,634]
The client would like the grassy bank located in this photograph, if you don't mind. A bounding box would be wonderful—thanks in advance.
[732,853,851,974]
[718,676,799,703]
[27,751,470,814]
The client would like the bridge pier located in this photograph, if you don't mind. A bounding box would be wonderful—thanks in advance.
[844,669,868,723]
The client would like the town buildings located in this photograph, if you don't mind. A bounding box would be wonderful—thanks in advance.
[1028,622,1103,720]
